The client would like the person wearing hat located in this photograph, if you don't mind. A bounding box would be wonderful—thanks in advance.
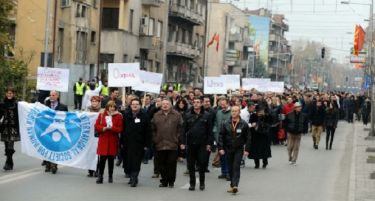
[283,102,306,165]
[248,105,272,169]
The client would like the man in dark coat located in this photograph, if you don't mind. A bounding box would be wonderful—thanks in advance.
[309,100,326,149]
[181,96,213,191]
[248,106,272,168]
[362,98,371,125]
[218,106,251,194]
[44,90,68,174]
[121,98,151,187]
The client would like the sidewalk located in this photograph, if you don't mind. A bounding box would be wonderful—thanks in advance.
[352,122,375,201]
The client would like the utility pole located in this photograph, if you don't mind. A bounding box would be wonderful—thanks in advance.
[43,0,52,67]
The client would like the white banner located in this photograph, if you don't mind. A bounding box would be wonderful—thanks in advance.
[204,77,227,94]
[18,102,99,170]
[108,63,141,87]
[267,81,284,93]
[242,78,271,91]
[133,71,163,94]
[36,67,70,92]
[221,74,241,90]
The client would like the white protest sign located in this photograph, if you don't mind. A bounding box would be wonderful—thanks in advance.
[36,67,70,92]
[108,63,141,87]
[221,74,241,90]
[242,78,270,91]
[133,71,163,94]
[267,81,284,93]
[204,77,227,94]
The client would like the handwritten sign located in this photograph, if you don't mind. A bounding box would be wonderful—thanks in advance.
[36,67,70,92]
[204,77,227,94]
[133,71,163,94]
[221,74,240,90]
[267,81,284,93]
[108,63,141,87]
[241,78,271,91]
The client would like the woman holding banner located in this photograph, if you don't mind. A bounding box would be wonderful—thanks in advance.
[95,101,123,184]
[0,87,20,171]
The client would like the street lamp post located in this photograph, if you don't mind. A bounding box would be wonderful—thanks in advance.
[342,1,374,136]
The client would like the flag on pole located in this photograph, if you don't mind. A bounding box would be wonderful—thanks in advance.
[18,102,99,170]
[207,33,220,51]
[354,25,365,56]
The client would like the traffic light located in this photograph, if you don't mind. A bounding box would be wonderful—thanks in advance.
[321,47,325,59]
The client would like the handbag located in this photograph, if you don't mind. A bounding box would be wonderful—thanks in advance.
[95,113,104,138]
[277,128,286,140]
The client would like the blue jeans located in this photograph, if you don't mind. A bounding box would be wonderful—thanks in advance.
[220,153,228,175]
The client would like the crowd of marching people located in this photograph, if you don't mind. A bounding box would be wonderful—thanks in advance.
[0,79,372,194]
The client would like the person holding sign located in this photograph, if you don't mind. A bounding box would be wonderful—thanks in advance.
[95,101,123,184]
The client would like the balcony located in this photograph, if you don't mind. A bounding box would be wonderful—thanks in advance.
[169,4,204,25]
[167,42,200,59]
[142,0,161,7]
[140,36,161,50]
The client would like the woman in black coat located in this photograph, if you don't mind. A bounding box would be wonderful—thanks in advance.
[121,99,152,187]
[248,106,272,169]
[0,87,20,171]
[325,101,339,150]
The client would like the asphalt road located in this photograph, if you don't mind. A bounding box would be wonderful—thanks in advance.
[0,121,354,201]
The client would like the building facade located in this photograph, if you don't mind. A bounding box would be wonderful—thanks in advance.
[206,2,252,77]
[14,0,100,105]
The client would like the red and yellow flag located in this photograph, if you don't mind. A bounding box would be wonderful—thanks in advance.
[354,25,365,56]
[207,33,220,51]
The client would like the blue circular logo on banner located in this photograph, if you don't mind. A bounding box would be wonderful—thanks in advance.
[34,110,81,152]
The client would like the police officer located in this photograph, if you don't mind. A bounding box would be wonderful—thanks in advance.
[100,81,109,98]
[73,78,85,110]
[180,96,213,191]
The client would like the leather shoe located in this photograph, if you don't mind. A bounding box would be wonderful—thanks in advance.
[199,184,205,191]
[189,186,195,191]
[159,183,168,187]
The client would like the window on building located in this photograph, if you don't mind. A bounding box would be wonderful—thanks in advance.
[89,64,95,79]
[40,52,53,67]
[81,5,86,17]
[92,0,97,8]
[123,54,128,63]
[156,62,160,73]
[157,21,162,38]
[190,0,194,10]
[91,31,96,43]
[76,4,80,17]
[57,28,64,62]
[76,31,88,64]
[129,9,134,33]
[61,0,70,7]
[148,18,155,36]
[168,24,174,42]
[99,54,114,64]
[102,8,119,29]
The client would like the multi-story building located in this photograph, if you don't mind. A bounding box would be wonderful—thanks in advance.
[166,0,207,87]
[245,8,292,81]
[14,0,100,104]
[206,1,252,77]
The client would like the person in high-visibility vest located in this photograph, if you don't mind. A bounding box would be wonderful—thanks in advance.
[100,81,109,98]
[173,83,182,92]
[73,78,85,110]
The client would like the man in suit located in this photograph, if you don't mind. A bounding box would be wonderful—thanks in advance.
[43,90,68,174]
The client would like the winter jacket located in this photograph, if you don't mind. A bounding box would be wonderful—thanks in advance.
[324,108,339,128]
[213,108,231,141]
[284,111,306,135]
[152,109,183,151]
[0,98,20,142]
[95,111,123,156]
[218,117,251,152]
[182,108,213,146]
[309,106,326,126]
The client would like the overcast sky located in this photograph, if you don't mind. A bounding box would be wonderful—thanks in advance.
[222,0,371,64]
